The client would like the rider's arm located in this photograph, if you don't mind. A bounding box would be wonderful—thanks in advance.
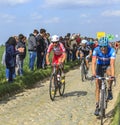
[61,52,66,63]
[76,50,79,59]
[89,49,92,57]
[110,58,115,77]
[46,43,53,65]
[110,48,116,77]
[92,56,97,76]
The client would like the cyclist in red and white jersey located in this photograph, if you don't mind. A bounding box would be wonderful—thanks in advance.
[46,35,66,76]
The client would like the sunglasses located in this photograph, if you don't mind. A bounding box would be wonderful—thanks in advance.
[53,42,58,44]
[100,46,107,49]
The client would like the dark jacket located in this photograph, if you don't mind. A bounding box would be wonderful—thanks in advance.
[16,40,26,60]
[5,44,18,68]
[36,34,46,53]
[28,33,37,51]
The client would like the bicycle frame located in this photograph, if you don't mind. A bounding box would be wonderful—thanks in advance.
[51,64,60,90]
[49,63,65,101]
[93,76,110,125]
[80,57,87,81]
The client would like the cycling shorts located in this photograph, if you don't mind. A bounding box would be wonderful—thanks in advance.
[52,54,64,65]
[96,64,110,77]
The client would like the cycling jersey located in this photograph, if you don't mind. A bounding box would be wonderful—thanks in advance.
[92,46,116,65]
[47,42,65,56]
[77,45,91,57]
[47,42,66,64]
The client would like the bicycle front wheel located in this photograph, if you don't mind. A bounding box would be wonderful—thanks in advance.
[58,78,65,96]
[49,74,57,101]
[100,89,105,125]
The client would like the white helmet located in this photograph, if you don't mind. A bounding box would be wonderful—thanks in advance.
[51,35,59,42]
[81,39,88,44]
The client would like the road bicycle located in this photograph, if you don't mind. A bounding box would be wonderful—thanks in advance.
[49,63,65,101]
[80,57,88,82]
[91,75,116,125]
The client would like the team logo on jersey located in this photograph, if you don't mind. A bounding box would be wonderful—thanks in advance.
[112,52,115,57]
[93,51,96,55]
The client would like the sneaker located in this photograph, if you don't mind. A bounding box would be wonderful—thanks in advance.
[94,107,100,116]
[107,90,113,100]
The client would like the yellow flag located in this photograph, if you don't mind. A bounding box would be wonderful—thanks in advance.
[97,32,106,39]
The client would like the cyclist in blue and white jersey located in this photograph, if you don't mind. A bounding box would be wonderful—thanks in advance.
[92,37,116,116]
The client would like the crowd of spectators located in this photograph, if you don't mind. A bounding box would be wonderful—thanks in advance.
[1,28,101,83]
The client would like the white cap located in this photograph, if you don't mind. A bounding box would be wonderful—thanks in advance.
[81,39,88,44]
[51,35,59,42]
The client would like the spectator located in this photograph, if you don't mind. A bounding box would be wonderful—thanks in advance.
[76,33,81,46]
[1,49,15,81]
[16,34,26,76]
[28,29,39,71]
[64,36,72,62]
[69,34,77,61]
[59,36,65,47]
[5,37,22,82]
[42,32,50,69]
[36,28,46,69]
[14,36,20,75]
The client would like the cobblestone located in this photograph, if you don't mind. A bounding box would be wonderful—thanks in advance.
[0,53,120,125]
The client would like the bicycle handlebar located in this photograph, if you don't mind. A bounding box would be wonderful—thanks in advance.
[47,63,63,69]
[90,76,116,86]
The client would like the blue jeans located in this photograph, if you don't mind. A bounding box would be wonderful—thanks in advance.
[6,68,15,80]
[29,51,37,71]
[6,67,15,82]
[18,59,24,76]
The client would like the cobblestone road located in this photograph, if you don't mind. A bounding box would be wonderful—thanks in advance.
[0,53,120,125]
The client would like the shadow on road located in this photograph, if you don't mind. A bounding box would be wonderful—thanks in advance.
[63,90,87,98]
[103,109,114,124]
[105,108,114,118]
[95,108,114,125]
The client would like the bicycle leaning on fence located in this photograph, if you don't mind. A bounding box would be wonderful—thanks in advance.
[49,63,65,101]
[91,75,116,125]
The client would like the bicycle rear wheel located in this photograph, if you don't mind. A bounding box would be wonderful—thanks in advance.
[49,74,57,101]
[58,78,65,96]
[80,63,86,82]
[57,69,65,96]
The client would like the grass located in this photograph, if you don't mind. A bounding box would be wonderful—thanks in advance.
[111,93,120,125]
[110,52,120,125]
[0,45,6,81]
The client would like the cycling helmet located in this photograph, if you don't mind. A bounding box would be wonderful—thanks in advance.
[81,39,88,44]
[98,37,109,47]
[51,35,59,42]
